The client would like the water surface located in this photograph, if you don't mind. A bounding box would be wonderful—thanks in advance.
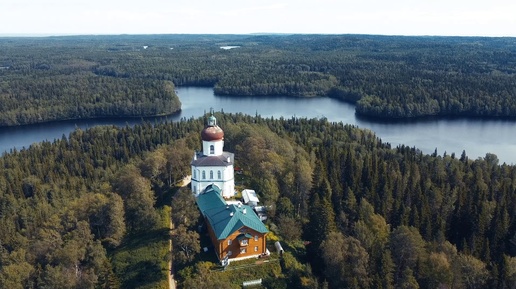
[1,87,515,164]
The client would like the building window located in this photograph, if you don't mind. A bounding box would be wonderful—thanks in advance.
[240,248,247,254]
[210,145,214,154]
[218,170,222,179]
[210,170,213,179]
[228,239,232,245]
[254,246,258,252]
[202,171,206,179]
[228,250,232,256]
[241,239,248,246]
[254,235,259,241]
[193,170,196,179]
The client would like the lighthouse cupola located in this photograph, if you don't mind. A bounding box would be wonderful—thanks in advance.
[201,114,224,156]
[191,111,235,198]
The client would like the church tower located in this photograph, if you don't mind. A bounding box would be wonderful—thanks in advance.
[191,113,235,198]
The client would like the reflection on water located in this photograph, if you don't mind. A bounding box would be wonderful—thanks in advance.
[1,87,515,164]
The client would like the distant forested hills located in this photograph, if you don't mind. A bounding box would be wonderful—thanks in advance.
[1,34,516,124]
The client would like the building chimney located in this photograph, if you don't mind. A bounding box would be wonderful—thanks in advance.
[243,208,247,215]
[230,212,234,217]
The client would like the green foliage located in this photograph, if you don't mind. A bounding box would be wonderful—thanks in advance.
[171,187,200,230]
[280,252,318,289]
[390,226,427,280]
[110,207,170,289]
[320,232,370,289]
[0,249,33,289]
[171,225,200,266]
[0,119,196,288]
[2,34,516,126]
[455,254,489,289]
[114,164,159,232]
[0,74,181,126]
[276,215,303,241]
[178,262,238,289]
[1,112,516,288]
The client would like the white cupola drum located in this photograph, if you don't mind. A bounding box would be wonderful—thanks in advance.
[201,114,225,156]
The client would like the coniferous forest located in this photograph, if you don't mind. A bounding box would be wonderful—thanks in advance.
[0,113,515,288]
[1,34,516,125]
[1,34,516,288]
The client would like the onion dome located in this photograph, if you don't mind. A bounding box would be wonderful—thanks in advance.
[201,125,224,141]
[201,114,224,141]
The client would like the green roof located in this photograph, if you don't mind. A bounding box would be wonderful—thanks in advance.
[196,186,268,240]
[196,185,226,213]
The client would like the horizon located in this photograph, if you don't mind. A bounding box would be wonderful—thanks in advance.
[1,32,515,39]
[2,0,515,38]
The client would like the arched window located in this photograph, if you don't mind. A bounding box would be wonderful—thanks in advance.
[210,145,214,154]
[193,170,197,179]
[210,170,213,179]
[218,170,222,179]
[202,171,206,179]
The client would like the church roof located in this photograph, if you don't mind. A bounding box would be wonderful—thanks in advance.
[201,125,224,141]
[191,152,234,167]
[201,114,224,141]
[196,186,268,240]
[196,185,226,212]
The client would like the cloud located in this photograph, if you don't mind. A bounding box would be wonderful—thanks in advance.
[1,0,515,36]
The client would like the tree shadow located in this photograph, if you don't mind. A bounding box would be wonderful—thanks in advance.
[121,260,163,289]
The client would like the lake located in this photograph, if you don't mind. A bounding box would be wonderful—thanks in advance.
[1,86,515,164]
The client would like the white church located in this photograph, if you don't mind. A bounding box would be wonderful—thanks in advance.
[190,113,235,198]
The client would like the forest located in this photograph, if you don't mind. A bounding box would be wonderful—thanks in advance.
[0,113,515,288]
[1,34,516,124]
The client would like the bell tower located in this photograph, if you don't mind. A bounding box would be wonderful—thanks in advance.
[191,112,235,198]
[201,114,224,156]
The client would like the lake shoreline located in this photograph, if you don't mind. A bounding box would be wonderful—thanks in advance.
[1,87,515,164]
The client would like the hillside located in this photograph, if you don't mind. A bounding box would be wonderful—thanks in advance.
[1,34,516,125]
[0,113,515,288]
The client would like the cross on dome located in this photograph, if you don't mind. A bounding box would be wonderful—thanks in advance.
[208,114,217,126]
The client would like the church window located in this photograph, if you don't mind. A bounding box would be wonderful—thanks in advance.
[218,170,222,179]
[202,171,206,179]
[210,170,213,179]
[193,170,196,179]
[210,145,214,154]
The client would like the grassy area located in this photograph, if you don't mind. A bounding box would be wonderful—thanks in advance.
[218,257,282,287]
[110,206,171,289]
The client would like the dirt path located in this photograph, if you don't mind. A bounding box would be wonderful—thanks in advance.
[179,175,191,187]
[169,218,176,289]
[169,175,191,289]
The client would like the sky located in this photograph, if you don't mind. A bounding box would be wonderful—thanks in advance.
[1,0,515,37]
